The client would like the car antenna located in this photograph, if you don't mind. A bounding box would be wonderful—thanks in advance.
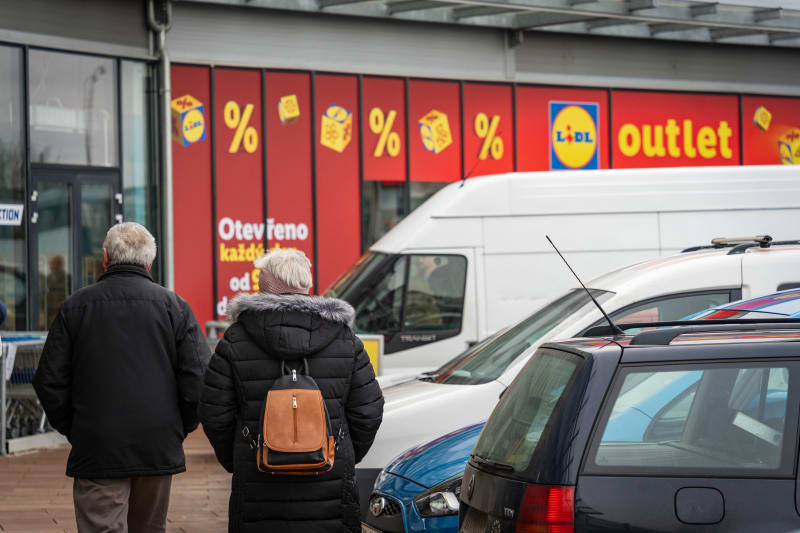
[546,235,625,336]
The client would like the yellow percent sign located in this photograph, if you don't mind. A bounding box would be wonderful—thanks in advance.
[474,112,504,160]
[369,107,400,157]
[224,101,258,154]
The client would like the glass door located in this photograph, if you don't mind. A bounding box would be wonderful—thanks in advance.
[30,168,120,330]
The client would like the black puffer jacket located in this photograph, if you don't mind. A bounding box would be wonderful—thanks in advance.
[199,293,384,533]
[32,263,210,478]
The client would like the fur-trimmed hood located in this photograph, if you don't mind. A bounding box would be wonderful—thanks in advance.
[227,293,355,325]
[226,293,356,359]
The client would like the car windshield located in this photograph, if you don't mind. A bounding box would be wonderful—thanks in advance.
[425,288,611,385]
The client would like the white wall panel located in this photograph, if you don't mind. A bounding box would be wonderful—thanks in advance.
[658,209,800,251]
[168,3,507,80]
[483,213,660,254]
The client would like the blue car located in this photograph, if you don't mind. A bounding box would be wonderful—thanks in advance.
[364,288,800,533]
[363,423,483,533]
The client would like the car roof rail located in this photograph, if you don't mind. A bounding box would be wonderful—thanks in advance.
[583,317,800,339]
[681,235,772,253]
[726,239,800,255]
[630,321,800,346]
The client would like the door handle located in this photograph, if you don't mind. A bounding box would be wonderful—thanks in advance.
[30,190,38,202]
[31,212,38,224]
[115,214,123,224]
[114,193,123,205]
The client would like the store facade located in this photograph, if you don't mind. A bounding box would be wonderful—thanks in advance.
[0,1,160,331]
[167,3,800,328]
[2,0,800,335]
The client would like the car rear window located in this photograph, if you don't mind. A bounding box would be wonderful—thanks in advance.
[585,361,800,478]
[472,348,582,471]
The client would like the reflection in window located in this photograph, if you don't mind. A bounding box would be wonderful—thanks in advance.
[0,45,26,330]
[81,184,112,286]
[591,364,794,476]
[122,61,159,280]
[37,183,72,330]
[405,255,466,331]
[28,50,117,167]
[362,181,405,248]
[353,255,406,333]
[612,292,731,325]
[410,181,448,211]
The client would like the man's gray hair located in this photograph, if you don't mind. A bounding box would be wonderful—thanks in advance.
[254,249,313,292]
[103,222,157,267]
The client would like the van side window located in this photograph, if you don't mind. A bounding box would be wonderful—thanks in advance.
[611,292,731,324]
[404,255,467,331]
[586,363,798,478]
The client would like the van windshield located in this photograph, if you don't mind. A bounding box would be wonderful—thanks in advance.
[472,348,583,472]
[424,289,611,385]
[326,251,389,300]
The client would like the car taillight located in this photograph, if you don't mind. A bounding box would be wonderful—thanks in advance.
[515,484,575,533]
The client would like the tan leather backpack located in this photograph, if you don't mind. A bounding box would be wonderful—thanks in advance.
[241,359,337,475]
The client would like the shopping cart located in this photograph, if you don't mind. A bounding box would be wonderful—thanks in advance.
[1,333,49,455]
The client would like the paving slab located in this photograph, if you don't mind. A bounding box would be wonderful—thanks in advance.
[0,430,230,532]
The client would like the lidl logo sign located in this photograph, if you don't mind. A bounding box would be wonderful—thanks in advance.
[171,94,207,147]
[549,102,599,170]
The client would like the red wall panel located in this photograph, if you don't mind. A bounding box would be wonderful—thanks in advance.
[612,91,739,168]
[517,86,609,171]
[742,96,800,165]
[408,80,462,182]
[265,72,315,284]
[315,74,361,293]
[463,83,514,177]
[171,65,213,328]
[362,77,406,182]
[214,68,264,319]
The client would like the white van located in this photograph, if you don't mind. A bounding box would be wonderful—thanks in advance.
[354,241,800,496]
[327,165,800,382]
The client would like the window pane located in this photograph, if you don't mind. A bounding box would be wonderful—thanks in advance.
[432,289,611,385]
[404,255,466,331]
[612,292,731,324]
[473,348,581,471]
[0,45,26,330]
[352,255,406,333]
[589,363,795,476]
[38,183,72,330]
[81,183,112,286]
[363,181,405,248]
[29,50,117,167]
[121,61,158,280]
[410,181,447,211]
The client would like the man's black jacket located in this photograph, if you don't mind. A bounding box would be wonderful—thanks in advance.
[33,263,210,478]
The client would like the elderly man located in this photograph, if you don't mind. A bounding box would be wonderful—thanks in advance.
[33,222,210,533]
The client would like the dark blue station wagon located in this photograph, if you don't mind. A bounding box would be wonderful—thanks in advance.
[459,321,800,533]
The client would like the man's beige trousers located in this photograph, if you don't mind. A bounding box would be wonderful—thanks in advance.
[73,476,172,533]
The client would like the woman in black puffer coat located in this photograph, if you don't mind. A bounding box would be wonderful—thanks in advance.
[198,249,384,533]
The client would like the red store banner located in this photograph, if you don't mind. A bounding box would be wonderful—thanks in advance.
[462,83,514,177]
[214,68,264,319]
[517,86,609,172]
[314,74,361,293]
[264,72,315,283]
[170,65,214,327]
[612,91,739,168]
[362,77,406,182]
[408,80,462,182]
[741,96,800,166]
